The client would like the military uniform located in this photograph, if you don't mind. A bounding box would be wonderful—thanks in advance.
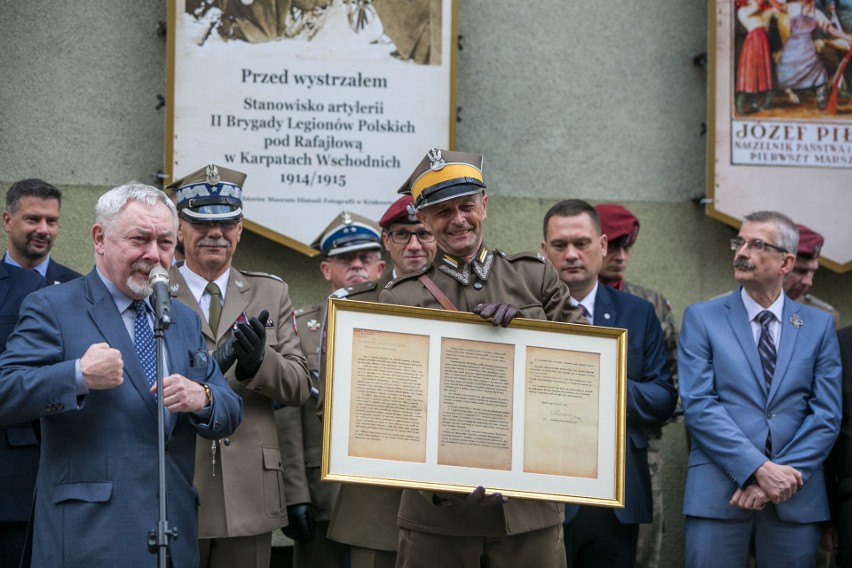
[169,266,311,561]
[379,243,584,567]
[277,302,346,568]
[621,279,679,568]
[798,293,841,329]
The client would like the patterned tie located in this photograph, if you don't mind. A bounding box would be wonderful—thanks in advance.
[578,304,593,325]
[133,300,157,397]
[757,310,776,455]
[206,282,222,335]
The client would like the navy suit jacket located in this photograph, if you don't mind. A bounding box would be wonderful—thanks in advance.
[679,289,841,522]
[565,284,677,524]
[0,264,46,523]
[0,270,243,567]
[44,258,82,285]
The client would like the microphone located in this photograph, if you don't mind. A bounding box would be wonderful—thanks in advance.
[149,266,172,329]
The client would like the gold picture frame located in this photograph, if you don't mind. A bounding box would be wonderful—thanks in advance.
[321,298,627,506]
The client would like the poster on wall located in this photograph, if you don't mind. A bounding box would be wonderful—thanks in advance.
[166,0,456,255]
[708,0,852,271]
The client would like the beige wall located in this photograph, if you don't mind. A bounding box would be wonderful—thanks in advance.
[2,2,850,566]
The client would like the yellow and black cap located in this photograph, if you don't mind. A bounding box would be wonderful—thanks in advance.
[398,148,485,209]
[312,211,382,257]
[167,164,245,223]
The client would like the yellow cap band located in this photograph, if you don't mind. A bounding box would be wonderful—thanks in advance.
[411,163,483,202]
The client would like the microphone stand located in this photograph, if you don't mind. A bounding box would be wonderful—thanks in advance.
[148,310,176,567]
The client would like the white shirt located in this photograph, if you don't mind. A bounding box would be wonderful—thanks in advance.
[740,287,784,348]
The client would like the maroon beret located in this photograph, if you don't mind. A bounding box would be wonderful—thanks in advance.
[796,224,823,258]
[379,195,418,229]
[595,203,640,246]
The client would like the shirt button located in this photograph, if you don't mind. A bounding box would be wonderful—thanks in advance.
[223,438,231,446]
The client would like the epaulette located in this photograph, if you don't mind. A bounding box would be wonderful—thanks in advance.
[331,280,378,298]
[385,264,431,289]
[294,304,322,319]
[803,293,837,312]
[240,270,284,283]
[495,249,546,263]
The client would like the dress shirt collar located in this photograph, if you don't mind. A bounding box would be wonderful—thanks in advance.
[4,251,50,277]
[179,264,231,306]
[570,281,599,323]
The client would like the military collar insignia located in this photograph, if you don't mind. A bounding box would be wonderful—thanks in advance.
[234,279,244,288]
[169,283,180,294]
[437,245,493,285]
[789,314,803,328]
[307,319,320,331]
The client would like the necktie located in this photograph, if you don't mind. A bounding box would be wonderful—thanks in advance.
[133,300,157,396]
[206,282,222,335]
[757,309,776,455]
[578,304,593,324]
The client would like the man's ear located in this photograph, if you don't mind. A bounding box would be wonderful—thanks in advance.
[319,260,332,282]
[92,224,106,256]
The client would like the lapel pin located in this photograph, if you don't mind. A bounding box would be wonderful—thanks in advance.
[307,319,320,331]
[789,314,803,329]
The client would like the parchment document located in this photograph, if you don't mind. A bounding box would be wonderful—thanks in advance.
[349,329,429,463]
[524,346,600,478]
[438,337,514,470]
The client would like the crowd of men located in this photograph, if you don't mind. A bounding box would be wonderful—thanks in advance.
[0,149,849,568]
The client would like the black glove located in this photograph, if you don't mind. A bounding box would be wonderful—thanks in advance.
[281,503,315,543]
[473,303,521,328]
[234,310,268,381]
[211,338,237,374]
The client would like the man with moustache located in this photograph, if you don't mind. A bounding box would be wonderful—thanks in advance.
[277,211,385,568]
[323,195,438,568]
[4,178,81,284]
[679,211,842,567]
[379,148,586,567]
[783,224,840,329]
[540,199,676,568]
[0,183,242,567]
[166,164,311,568]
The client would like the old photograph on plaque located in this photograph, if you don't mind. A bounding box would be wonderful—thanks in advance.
[321,299,627,507]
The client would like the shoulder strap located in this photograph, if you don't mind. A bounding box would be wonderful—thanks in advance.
[417,274,458,311]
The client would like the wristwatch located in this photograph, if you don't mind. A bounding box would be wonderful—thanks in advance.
[202,383,212,407]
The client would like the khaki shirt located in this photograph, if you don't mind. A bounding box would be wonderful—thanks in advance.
[798,293,841,329]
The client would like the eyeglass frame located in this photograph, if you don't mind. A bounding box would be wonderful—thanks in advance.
[385,228,436,244]
[730,236,789,254]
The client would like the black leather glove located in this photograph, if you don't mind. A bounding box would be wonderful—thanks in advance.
[234,310,268,381]
[473,303,521,328]
[211,338,237,373]
[281,503,316,543]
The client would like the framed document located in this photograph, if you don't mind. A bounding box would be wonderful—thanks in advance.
[166,0,458,255]
[321,298,627,507]
[707,0,852,270]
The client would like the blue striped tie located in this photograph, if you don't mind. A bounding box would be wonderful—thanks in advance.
[757,310,775,455]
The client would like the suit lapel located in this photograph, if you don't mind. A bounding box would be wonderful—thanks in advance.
[593,285,616,327]
[725,291,767,395]
[85,272,159,421]
[769,298,801,402]
[0,264,9,308]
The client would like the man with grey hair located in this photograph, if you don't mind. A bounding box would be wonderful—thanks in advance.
[0,182,243,567]
[679,210,842,567]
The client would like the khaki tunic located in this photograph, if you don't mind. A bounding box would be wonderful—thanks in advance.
[379,244,585,538]
[169,265,311,538]
[798,293,841,329]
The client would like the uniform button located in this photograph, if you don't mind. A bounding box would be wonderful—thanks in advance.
[473,282,483,290]
[214,420,221,430]
[223,438,231,446]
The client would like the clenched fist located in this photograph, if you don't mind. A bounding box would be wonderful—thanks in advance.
[80,343,124,390]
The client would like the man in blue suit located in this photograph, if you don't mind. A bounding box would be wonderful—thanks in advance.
[3,178,82,285]
[0,263,45,567]
[541,199,677,568]
[679,210,842,567]
[0,183,243,567]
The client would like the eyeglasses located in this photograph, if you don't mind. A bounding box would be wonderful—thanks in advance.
[387,229,435,244]
[730,237,788,254]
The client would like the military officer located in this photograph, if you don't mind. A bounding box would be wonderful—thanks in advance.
[166,164,312,568]
[595,203,679,568]
[277,210,385,568]
[379,148,585,568]
[783,224,841,329]
[326,195,438,568]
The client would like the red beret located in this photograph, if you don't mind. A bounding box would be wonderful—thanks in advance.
[796,224,823,258]
[379,195,418,229]
[595,203,640,246]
